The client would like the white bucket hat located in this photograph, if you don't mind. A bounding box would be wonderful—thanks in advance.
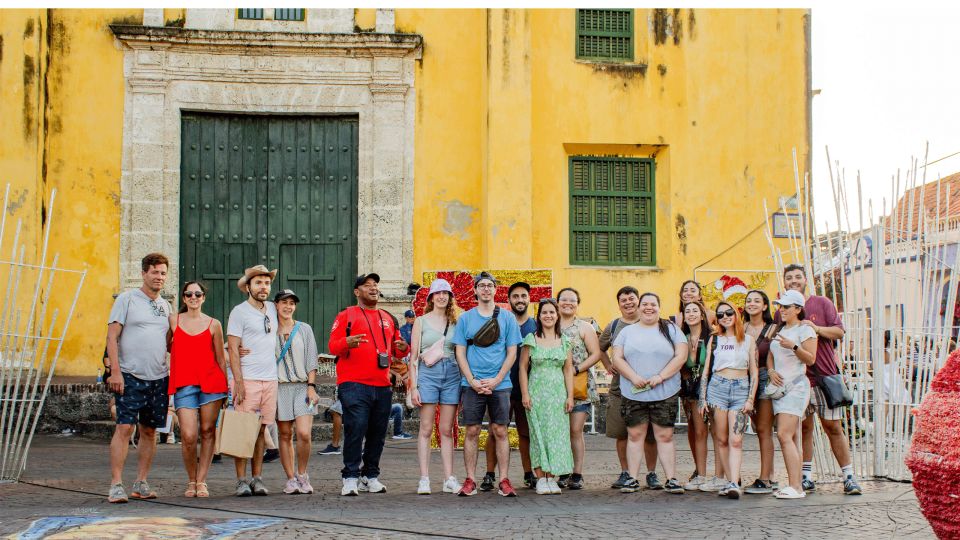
[427,278,453,299]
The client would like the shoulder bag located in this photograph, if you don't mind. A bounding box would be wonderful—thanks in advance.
[419,318,450,367]
[816,373,854,408]
[467,306,501,348]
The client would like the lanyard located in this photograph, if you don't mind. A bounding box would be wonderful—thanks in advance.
[359,307,389,354]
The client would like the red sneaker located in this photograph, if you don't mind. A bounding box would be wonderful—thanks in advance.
[458,477,478,496]
[498,478,518,497]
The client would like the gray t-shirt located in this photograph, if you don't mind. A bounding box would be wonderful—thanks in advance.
[613,322,687,402]
[227,301,279,381]
[108,288,172,381]
[275,322,319,384]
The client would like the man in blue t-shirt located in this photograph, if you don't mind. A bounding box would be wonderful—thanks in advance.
[481,281,537,491]
[452,272,522,497]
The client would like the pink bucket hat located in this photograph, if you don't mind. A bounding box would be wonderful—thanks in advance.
[427,278,453,299]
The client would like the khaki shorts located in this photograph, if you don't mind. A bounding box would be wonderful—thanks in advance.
[605,393,627,439]
[233,379,279,425]
[806,384,845,422]
[620,393,679,428]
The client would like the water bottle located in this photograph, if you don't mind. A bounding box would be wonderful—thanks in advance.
[96,368,103,384]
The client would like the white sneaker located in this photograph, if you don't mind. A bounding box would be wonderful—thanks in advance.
[360,476,386,493]
[684,475,708,491]
[417,477,431,495]
[443,476,462,494]
[698,476,726,492]
[536,477,550,495]
[774,486,806,499]
[548,478,561,494]
[341,478,359,496]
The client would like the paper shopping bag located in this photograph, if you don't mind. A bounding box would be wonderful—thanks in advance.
[215,408,261,459]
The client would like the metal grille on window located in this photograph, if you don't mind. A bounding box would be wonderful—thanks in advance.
[576,9,633,62]
[274,8,305,21]
[237,8,264,20]
[569,156,655,266]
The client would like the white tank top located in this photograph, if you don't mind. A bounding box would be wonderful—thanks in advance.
[711,335,750,371]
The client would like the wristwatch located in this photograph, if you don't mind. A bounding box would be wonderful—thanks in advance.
[308,383,318,389]
[574,366,580,375]
[792,345,799,352]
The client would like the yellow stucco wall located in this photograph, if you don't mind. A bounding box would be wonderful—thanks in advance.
[0,8,807,375]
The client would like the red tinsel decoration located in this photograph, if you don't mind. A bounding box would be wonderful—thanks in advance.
[412,271,554,316]
[906,348,960,538]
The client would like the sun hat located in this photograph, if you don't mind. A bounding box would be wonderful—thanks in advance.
[427,278,453,299]
[237,265,277,291]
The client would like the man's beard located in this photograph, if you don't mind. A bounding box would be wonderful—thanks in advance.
[511,303,528,316]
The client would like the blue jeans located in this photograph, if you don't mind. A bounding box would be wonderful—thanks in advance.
[339,382,393,479]
[391,403,404,436]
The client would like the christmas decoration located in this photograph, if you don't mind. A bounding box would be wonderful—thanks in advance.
[413,269,553,316]
[906,349,960,539]
[701,273,769,310]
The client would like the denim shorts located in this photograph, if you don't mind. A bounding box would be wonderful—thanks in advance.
[173,384,227,410]
[755,368,770,400]
[571,402,591,414]
[706,374,750,411]
[416,357,461,405]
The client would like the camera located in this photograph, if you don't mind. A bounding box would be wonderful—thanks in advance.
[377,352,389,369]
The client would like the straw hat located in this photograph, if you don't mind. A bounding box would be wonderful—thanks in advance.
[237,265,277,291]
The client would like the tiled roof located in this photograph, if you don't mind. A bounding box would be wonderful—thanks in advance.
[886,171,960,238]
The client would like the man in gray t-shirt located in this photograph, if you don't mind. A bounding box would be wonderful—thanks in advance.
[105,253,172,504]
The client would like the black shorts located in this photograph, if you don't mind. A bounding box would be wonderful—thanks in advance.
[461,387,511,426]
[620,393,679,428]
[115,372,169,428]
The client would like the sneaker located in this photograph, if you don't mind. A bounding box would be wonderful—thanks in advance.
[536,477,551,495]
[801,478,816,492]
[774,486,806,499]
[235,479,252,497]
[683,475,708,491]
[283,477,300,494]
[212,453,222,463]
[663,478,685,494]
[360,476,386,493]
[556,474,569,488]
[743,479,774,495]
[725,482,741,499]
[250,476,269,496]
[479,472,496,492]
[699,476,726,492]
[130,480,157,500]
[297,473,314,494]
[392,432,413,440]
[317,444,342,455]
[458,477,478,496]
[843,477,862,495]
[107,483,128,503]
[443,476,462,494]
[611,471,631,489]
[341,477,359,496]
[645,471,663,490]
[548,478,561,495]
[523,472,536,489]
[620,477,641,493]
[263,448,280,463]
[567,473,583,490]
[498,478,518,497]
[418,477,431,495]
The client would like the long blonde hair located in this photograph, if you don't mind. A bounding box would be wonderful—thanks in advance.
[425,291,458,325]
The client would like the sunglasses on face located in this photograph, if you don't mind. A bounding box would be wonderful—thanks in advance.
[183,291,204,298]
[717,309,736,319]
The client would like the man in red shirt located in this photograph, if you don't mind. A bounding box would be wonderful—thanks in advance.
[781,263,862,495]
[328,273,409,496]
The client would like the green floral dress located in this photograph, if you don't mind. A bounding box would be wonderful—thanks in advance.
[523,333,574,476]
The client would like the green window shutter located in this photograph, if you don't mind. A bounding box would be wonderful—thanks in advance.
[274,8,304,21]
[238,8,264,20]
[576,9,634,62]
[569,156,655,266]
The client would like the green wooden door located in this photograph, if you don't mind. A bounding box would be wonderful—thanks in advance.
[180,113,358,349]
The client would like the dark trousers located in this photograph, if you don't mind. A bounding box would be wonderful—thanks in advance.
[339,381,392,479]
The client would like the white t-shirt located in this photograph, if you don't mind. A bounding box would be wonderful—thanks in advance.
[711,335,750,372]
[769,324,817,382]
[227,301,279,381]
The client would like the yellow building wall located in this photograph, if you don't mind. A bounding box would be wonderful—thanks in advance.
[1,8,806,375]
[400,8,808,323]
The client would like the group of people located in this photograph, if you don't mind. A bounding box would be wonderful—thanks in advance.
[105,253,863,502]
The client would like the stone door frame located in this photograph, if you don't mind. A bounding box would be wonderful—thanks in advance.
[111,26,421,297]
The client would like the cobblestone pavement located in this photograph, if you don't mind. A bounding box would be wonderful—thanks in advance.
[0,434,933,539]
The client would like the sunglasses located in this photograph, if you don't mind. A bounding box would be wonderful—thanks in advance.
[183,291,204,298]
[264,315,272,334]
[717,309,737,319]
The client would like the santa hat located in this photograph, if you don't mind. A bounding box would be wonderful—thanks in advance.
[715,275,748,300]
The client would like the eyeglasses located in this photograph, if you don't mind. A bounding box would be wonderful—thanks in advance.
[476,283,496,290]
[264,315,272,334]
[183,291,204,298]
[149,300,166,317]
[717,309,736,319]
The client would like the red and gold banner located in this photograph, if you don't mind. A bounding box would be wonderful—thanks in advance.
[413,269,553,316]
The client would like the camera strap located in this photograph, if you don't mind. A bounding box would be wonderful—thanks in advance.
[358,307,389,354]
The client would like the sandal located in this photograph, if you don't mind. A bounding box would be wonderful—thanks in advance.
[196,482,209,498]
[184,481,197,497]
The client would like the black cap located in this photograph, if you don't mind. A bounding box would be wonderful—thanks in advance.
[354,273,381,289]
[273,289,300,303]
[474,271,497,288]
[507,281,531,295]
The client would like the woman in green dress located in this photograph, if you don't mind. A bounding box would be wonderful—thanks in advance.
[520,298,575,495]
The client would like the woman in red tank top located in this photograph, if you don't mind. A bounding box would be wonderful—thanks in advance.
[167,281,228,498]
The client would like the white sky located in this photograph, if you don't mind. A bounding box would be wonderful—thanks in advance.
[811,5,960,232]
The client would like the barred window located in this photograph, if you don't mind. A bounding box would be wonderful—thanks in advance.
[237,8,264,20]
[576,9,634,62]
[569,156,655,266]
[274,8,304,21]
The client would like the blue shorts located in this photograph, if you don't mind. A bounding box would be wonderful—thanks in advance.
[173,385,227,410]
[115,372,168,428]
[755,368,770,400]
[706,374,750,411]
[571,402,591,414]
[416,357,461,405]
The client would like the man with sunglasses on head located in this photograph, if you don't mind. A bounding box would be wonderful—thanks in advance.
[226,265,280,497]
